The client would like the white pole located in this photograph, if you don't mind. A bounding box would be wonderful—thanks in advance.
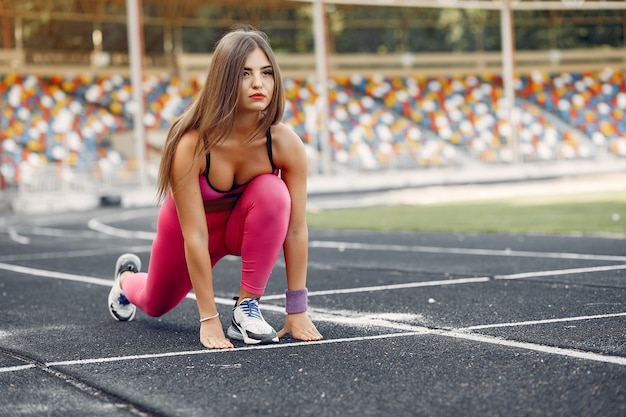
[313,0,332,174]
[126,0,147,185]
[500,0,519,163]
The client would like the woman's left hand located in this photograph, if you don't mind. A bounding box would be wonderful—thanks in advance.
[277,312,323,341]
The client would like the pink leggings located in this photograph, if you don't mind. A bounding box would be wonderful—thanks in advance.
[122,174,291,317]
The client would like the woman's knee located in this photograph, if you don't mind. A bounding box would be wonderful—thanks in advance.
[245,174,290,211]
[142,303,173,318]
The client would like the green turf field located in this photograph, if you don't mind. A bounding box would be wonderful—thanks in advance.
[307,191,626,235]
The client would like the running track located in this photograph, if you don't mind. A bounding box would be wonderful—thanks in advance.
[0,205,625,417]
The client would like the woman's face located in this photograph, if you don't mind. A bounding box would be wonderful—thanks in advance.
[237,48,275,114]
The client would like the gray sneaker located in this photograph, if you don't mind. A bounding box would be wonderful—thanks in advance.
[108,253,141,321]
[227,298,278,344]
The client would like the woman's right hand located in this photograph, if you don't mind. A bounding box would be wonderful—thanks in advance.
[199,319,234,349]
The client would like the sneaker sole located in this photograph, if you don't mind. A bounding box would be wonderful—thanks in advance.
[107,287,136,321]
[108,254,141,322]
[108,303,136,322]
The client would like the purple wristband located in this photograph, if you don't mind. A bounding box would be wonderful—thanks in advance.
[285,288,308,314]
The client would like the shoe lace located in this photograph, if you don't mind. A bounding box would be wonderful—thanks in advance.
[239,298,262,320]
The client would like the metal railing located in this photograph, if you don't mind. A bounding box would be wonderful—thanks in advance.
[2,48,625,78]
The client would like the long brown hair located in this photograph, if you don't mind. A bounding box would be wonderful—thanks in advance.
[156,25,285,201]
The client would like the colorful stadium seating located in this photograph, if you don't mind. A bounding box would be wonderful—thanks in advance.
[1,69,625,186]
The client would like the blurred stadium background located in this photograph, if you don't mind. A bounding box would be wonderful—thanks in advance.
[1,0,626,211]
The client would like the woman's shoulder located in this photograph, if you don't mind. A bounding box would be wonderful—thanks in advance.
[172,129,204,173]
[179,129,200,147]
[174,129,203,158]
[269,123,306,167]
[269,122,300,145]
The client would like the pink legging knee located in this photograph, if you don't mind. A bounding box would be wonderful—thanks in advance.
[122,174,291,317]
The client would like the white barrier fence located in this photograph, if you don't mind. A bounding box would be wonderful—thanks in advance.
[11,163,152,213]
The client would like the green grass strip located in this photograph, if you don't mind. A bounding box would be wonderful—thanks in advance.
[307,191,626,235]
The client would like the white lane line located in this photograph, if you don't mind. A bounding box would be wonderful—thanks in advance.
[2,263,624,372]
[187,292,427,333]
[0,332,426,373]
[28,227,107,239]
[0,364,36,373]
[8,227,30,245]
[88,212,626,263]
[5,226,107,243]
[310,240,626,262]
[0,262,243,308]
[0,262,114,287]
[0,246,152,262]
[0,262,626,330]
[264,263,626,300]
[436,329,626,366]
[3,260,624,307]
[88,209,157,240]
[496,264,626,280]
[87,218,156,240]
[2,320,625,374]
[298,309,626,366]
[463,312,626,330]
[5,245,623,300]
[261,276,492,300]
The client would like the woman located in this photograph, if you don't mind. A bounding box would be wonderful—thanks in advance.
[107,26,322,349]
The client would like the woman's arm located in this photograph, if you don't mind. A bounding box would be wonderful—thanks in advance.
[170,131,233,349]
[272,124,323,341]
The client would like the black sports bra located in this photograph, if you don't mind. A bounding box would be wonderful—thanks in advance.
[200,128,278,198]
